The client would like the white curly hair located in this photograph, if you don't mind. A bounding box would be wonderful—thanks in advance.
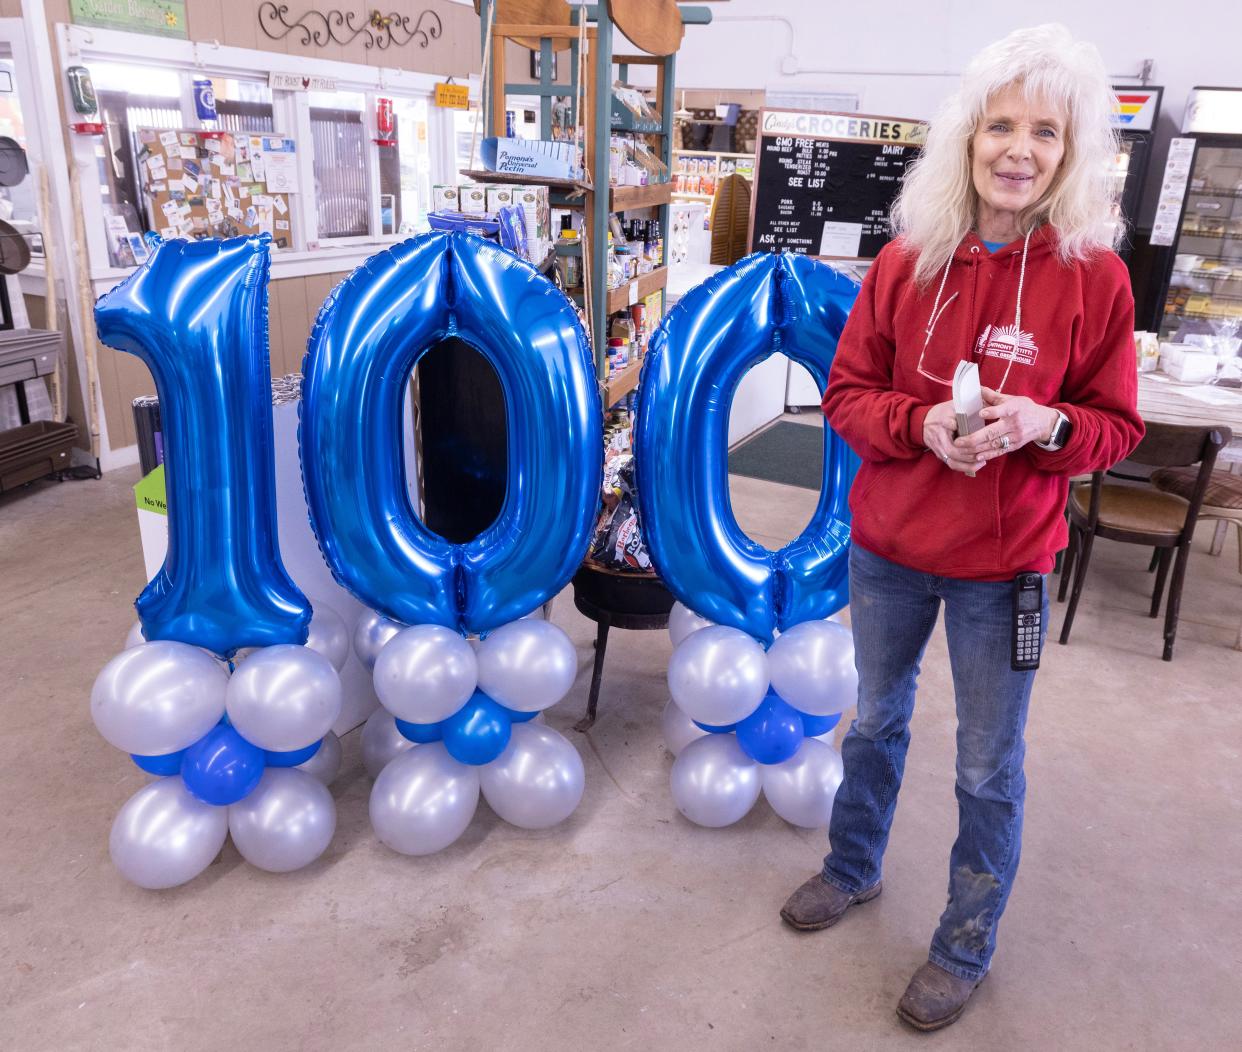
[891,23,1121,284]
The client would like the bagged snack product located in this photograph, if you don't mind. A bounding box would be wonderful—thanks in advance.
[589,453,652,573]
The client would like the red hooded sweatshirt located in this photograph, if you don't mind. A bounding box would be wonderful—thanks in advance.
[823,227,1144,581]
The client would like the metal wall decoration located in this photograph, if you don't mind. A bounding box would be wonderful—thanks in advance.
[257,4,443,51]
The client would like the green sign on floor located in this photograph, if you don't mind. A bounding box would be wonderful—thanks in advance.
[69,0,188,39]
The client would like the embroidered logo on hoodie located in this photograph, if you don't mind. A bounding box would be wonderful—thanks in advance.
[975,323,1039,367]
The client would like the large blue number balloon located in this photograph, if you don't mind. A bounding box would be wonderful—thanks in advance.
[635,252,860,643]
[301,232,601,633]
[94,234,309,656]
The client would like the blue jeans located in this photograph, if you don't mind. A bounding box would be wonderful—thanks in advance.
[822,543,1048,981]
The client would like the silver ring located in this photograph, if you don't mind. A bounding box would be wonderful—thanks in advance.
[999,434,1011,452]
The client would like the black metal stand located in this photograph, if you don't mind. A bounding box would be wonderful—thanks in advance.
[570,564,675,731]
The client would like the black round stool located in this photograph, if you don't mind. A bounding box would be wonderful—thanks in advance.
[570,562,675,731]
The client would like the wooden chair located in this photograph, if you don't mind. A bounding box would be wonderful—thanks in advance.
[1057,421,1231,660]
[1150,465,1242,650]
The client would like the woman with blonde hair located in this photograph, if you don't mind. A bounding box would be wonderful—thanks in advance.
[779,24,1144,1031]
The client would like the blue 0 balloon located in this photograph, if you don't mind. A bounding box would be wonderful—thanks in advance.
[300,232,601,635]
[94,234,310,656]
[635,252,860,643]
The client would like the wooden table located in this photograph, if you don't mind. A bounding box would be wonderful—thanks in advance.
[1136,372,1242,465]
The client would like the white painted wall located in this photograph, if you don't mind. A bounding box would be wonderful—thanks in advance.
[673,0,1242,227]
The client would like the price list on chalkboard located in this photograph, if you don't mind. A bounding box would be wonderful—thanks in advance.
[749,109,927,260]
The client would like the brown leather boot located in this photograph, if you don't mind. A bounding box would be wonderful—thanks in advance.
[779,874,882,931]
[896,961,984,1032]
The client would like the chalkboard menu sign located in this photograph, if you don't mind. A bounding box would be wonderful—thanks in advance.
[748,109,927,260]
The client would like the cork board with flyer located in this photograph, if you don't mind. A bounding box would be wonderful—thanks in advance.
[135,129,296,247]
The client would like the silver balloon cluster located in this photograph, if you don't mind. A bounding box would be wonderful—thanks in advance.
[354,609,587,856]
[94,607,348,889]
[661,602,856,829]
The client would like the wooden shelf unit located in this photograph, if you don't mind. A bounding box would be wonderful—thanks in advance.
[476,4,706,401]
[600,356,643,406]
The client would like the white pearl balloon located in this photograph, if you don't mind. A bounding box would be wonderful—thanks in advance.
[373,625,478,724]
[360,708,415,779]
[304,605,350,672]
[480,723,585,829]
[228,768,336,873]
[226,644,342,752]
[668,601,714,647]
[767,620,857,716]
[91,642,229,755]
[670,733,762,828]
[667,625,769,727]
[475,619,578,713]
[761,737,844,828]
[109,777,229,889]
[369,742,480,856]
[295,729,342,785]
[660,697,709,757]
[123,620,146,649]
[353,609,402,672]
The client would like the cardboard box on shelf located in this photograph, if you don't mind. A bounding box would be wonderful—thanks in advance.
[431,183,459,212]
[485,185,514,213]
[514,185,551,241]
[458,183,488,214]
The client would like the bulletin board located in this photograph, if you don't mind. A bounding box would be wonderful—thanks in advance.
[135,128,296,247]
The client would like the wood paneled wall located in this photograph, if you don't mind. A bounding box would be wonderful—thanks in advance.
[40,0,480,76]
[84,273,352,451]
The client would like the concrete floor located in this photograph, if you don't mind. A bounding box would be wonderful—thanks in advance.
[2,430,1241,1051]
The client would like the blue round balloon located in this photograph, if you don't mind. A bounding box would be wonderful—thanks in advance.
[94,234,310,657]
[180,723,266,806]
[395,718,445,744]
[300,231,601,635]
[735,692,805,766]
[500,705,539,724]
[635,252,860,643]
[693,719,738,734]
[264,738,323,767]
[799,710,842,737]
[131,749,186,776]
[441,690,512,766]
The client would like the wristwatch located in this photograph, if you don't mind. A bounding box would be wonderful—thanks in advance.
[1034,409,1072,452]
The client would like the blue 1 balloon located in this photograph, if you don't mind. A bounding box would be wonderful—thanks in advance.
[635,252,860,643]
[94,234,310,656]
[300,232,601,634]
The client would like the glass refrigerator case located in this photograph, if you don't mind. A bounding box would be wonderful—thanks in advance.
[1156,89,1242,345]
[1107,86,1161,258]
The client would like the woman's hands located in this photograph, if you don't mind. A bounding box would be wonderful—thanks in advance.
[956,388,1059,463]
[924,389,1059,473]
[923,400,987,474]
